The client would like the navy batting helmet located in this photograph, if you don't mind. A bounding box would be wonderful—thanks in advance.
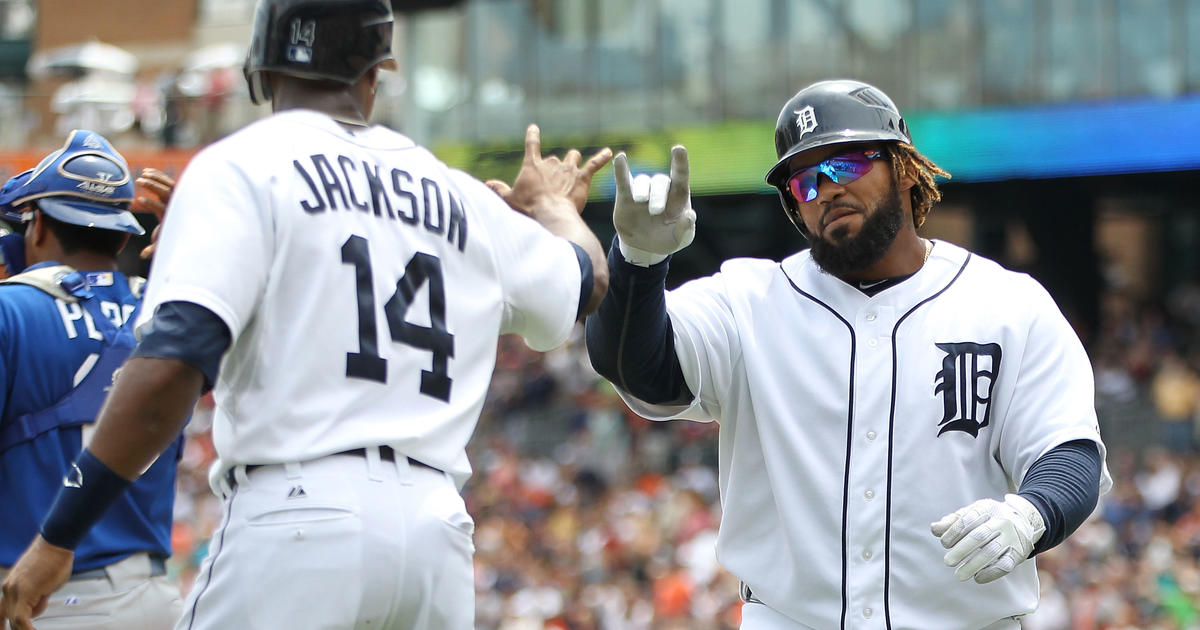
[0,129,143,235]
[765,80,911,235]
[243,0,399,105]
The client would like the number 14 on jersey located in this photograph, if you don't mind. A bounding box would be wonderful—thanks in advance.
[340,235,455,402]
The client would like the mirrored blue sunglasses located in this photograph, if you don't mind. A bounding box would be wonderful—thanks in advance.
[786,149,884,203]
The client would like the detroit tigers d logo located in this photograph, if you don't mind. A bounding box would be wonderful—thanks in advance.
[933,342,1002,438]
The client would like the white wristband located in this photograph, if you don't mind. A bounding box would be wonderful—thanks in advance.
[618,237,669,267]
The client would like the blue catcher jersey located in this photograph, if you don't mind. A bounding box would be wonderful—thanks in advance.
[0,262,180,572]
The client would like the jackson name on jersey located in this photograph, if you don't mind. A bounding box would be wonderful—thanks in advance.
[292,153,467,253]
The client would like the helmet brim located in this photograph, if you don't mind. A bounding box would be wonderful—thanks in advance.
[37,197,145,235]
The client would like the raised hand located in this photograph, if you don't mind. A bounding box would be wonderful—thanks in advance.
[486,124,612,217]
[612,145,696,266]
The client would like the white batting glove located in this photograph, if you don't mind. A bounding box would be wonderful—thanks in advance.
[930,494,1045,584]
[612,146,697,267]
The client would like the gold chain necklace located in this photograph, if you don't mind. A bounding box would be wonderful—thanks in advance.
[922,239,933,265]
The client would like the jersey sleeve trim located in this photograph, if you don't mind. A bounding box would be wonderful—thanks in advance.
[133,301,232,391]
[137,286,245,345]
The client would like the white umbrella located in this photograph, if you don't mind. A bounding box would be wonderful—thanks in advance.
[28,41,138,78]
[183,42,244,73]
[50,76,137,110]
[49,76,137,135]
[177,42,245,97]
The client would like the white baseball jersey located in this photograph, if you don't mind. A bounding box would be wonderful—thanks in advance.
[617,240,1111,630]
[138,110,582,487]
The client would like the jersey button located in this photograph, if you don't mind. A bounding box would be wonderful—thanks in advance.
[867,338,878,348]
[865,313,877,321]
[862,549,873,560]
[863,608,873,619]
[864,489,875,500]
[866,431,877,441]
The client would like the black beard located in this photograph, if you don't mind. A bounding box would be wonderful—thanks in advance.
[808,184,904,278]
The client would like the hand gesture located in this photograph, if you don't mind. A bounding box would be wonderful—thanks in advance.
[612,146,696,266]
[130,168,176,259]
[0,536,75,630]
[486,124,612,217]
[930,494,1045,584]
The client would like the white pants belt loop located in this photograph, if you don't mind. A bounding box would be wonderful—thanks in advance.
[396,451,414,486]
[232,464,251,490]
[365,445,383,481]
[283,461,301,480]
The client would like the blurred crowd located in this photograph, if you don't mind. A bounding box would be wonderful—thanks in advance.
[165,284,1200,630]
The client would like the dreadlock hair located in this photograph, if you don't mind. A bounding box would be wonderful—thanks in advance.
[884,143,950,229]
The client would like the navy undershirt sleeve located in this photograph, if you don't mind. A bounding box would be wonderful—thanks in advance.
[1017,439,1103,556]
[132,301,232,392]
[584,237,692,405]
[570,242,594,321]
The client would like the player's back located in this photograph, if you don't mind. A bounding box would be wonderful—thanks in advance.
[142,110,580,482]
[0,270,178,570]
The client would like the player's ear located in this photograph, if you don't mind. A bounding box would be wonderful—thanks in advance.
[892,150,916,194]
[27,208,48,247]
[366,66,380,94]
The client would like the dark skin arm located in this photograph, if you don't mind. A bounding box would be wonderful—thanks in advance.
[88,357,203,478]
[0,358,202,630]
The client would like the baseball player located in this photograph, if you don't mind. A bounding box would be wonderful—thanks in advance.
[0,1,611,629]
[585,79,1112,629]
[0,131,182,629]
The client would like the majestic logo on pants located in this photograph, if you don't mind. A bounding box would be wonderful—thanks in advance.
[934,342,1002,438]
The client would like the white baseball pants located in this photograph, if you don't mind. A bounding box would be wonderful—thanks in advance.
[176,448,475,630]
[1,553,181,630]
